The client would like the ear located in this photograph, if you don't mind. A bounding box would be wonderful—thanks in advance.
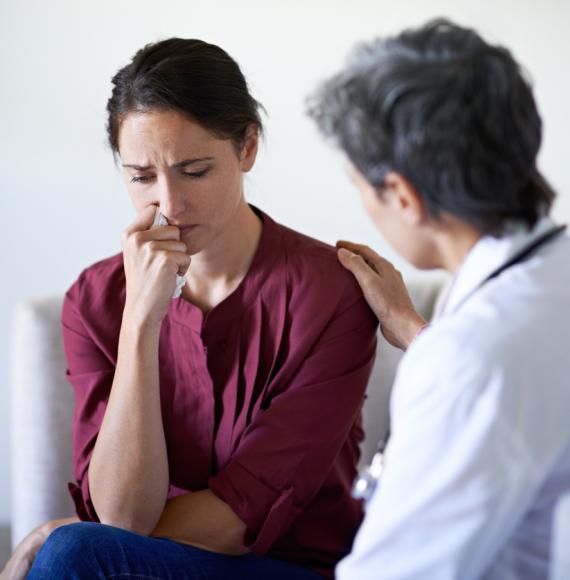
[382,172,428,225]
[239,125,259,173]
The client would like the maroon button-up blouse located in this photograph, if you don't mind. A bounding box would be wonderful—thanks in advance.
[62,207,378,578]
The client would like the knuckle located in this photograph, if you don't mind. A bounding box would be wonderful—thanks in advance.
[356,255,370,269]
[141,244,151,259]
[156,253,171,270]
[360,271,374,287]
[157,252,169,265]
[132,231,144,246]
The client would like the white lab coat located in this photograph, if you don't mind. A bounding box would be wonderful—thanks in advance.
[337,216,570,580]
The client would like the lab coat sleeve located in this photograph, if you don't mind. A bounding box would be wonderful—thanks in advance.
[337,323,552,580]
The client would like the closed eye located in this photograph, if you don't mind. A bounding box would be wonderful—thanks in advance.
[130,175,152,184]
[129,168,211,184]
[183,168,210,179]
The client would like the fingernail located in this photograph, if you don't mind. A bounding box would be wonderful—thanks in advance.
[338,248,354,259]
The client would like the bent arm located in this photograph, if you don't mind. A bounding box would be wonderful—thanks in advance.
[151,490,248,555]
[64,296,244,545]
[88,313,169,535]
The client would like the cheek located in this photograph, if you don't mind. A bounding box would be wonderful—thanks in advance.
[360,186,378,216]
[362,196,411,256]
[201,167,243,207]
[361,188,390,232]
[217,163,242,192]
[383,223,434,268]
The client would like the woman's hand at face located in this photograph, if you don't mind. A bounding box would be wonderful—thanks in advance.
[0,517,79,580]
[337,241,427,351]
[122,206,191,328]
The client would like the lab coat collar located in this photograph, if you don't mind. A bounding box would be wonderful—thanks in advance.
[439,215,557,318]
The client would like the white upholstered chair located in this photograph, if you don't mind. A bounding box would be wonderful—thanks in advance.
[552,492,570,580]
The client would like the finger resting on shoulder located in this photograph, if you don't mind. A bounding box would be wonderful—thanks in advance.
[336,240,366,253]
[337,240,384,264]
[337,247,377,283]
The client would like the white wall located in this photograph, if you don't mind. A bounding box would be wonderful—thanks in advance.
[1,0,569,526]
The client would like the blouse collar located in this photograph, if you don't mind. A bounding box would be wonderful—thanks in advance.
[168,205,283,332]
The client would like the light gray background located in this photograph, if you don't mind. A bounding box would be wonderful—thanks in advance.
[1,0,569,542]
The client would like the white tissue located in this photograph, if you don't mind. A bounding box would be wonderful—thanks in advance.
[151,207,187,299]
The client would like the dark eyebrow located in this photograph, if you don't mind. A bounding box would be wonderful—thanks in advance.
[122,157,215,171]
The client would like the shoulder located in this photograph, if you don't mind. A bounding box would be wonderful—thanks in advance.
[270,216,365,307]
[258,211,377,341]
[410,233,570,376]
[397,278,570,418]
[396,322,487,407]
[403,305,531,395]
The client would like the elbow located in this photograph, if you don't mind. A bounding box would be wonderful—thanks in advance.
[221,537,250,556]
[219,523,250,556]
[231,544,250,556]
[98,512,157,537]
[90,487,165,536]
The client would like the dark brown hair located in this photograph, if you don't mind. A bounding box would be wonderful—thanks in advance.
[107,38,264,155]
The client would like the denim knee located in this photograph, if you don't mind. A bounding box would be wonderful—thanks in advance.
[29,522,109,579]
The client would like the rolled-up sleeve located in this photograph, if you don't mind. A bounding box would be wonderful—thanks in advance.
[209,284,378,554]
[61,278,115,522]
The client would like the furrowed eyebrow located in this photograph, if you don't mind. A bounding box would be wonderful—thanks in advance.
[122,157,215,171]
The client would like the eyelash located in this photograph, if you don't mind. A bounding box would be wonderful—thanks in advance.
[130,169,210,184]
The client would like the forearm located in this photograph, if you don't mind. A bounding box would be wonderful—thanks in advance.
[88,312,169,534]
[151,490,248,555]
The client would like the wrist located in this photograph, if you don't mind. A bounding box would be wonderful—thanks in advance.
[398,311,428,350]
[122,304,163,335]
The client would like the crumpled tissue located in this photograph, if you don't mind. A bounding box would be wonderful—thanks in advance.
[151,207,187,299]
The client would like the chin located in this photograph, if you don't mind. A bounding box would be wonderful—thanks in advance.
[185,242,208,256]
[407,251,441,270]
[181,229,213,256]
[392,244,437,270]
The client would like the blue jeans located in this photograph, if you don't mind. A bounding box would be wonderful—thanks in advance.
[27,522,324,579]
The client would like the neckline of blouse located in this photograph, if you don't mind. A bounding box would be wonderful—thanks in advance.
[167,205,283,334]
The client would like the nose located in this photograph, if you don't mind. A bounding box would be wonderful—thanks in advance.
[158,177,187,221]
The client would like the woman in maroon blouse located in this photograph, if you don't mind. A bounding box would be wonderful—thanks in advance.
[19,38,377,580]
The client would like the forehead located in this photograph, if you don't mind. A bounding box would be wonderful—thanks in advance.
[118,109,226,161]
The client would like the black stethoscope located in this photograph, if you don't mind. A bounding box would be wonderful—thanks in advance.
[352,224,567,506]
